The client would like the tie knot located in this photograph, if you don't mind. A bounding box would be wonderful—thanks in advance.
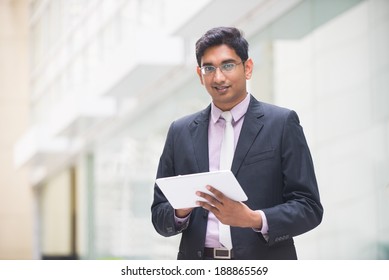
[221,111,233,123]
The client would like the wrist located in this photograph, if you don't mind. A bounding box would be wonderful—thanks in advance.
[175,208,192,218]
[250,210,262,229]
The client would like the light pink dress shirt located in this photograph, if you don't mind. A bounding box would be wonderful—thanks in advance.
[176,94,269,248]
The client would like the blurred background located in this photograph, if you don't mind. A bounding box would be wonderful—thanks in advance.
[1,0,388,260]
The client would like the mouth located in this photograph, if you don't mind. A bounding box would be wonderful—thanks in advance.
[213,85,230,93]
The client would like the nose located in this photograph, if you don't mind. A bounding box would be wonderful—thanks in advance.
[213,67,226,82]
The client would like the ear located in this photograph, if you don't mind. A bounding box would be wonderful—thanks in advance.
[196,66,204,85]
[244,58,254,80]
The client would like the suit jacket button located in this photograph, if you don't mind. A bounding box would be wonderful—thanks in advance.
[197,251,202,258]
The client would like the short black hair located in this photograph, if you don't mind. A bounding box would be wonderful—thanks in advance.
[195,26,249,67]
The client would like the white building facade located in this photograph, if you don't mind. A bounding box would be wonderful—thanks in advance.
[13,0,389,259]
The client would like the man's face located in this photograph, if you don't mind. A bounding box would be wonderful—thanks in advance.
[197,44,253,111]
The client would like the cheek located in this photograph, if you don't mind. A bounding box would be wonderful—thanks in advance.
[204,83,214,93]
[202,79,213,89]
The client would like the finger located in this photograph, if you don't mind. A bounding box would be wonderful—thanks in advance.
[196,200,210,209]
[206,185,225,200]
[196,200,219,215]
[196,191,221,206]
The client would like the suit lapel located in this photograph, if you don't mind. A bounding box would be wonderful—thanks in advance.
[188,106,211,173]
[232,96,264,175]
[187,98,264,175]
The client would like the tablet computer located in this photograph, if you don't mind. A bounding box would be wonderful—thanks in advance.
[155,170,248,209]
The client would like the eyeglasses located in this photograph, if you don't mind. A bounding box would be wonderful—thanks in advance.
[200,61,244,76]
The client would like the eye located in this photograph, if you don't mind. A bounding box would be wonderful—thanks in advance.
[203,66,216,73]
[222,63,235,71]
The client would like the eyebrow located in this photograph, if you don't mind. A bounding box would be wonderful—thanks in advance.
[201,59,237,66]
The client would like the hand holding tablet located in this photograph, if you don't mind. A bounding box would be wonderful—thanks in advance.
[155,170,247,209]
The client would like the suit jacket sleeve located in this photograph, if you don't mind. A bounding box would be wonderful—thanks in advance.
[262,110,323,246]
[151,121,189,236]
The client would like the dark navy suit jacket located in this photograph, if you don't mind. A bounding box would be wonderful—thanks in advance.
[151,95,323,259]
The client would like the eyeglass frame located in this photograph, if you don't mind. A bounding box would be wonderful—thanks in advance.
[199,60,245,76]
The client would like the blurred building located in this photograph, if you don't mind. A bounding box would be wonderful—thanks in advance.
[1,0,388,259]
[0,0,32,259]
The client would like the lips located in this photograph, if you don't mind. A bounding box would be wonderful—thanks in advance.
[213,85,230,93]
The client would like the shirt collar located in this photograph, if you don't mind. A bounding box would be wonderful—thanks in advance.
[210,93,251,124]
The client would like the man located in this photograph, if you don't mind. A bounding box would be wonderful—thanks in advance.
[151,27,323,260]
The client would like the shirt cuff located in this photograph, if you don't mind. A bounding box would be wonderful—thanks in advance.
[253,210,269,241]
[259,210,269,234]
[174,212,191,227]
